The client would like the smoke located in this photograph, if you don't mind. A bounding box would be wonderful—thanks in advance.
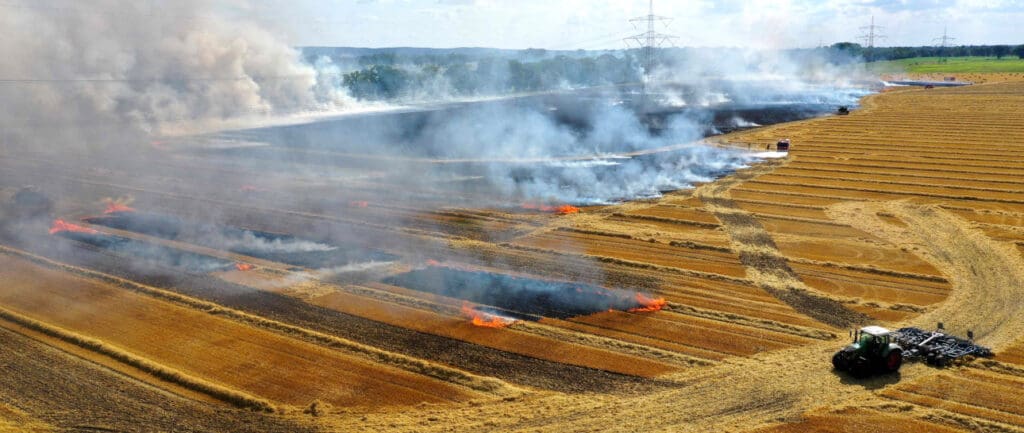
[385,267,654,320]
[214,230,337,254]
[0,2,879,327]
[53,230,234,273]
[0,0,355,151]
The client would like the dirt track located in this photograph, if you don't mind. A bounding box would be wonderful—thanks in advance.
[828,201,1024,349]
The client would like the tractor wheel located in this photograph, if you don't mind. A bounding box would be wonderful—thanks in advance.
[832,351,849,371]
[849,356,870,377]
[932,354,947,368]
[884,349,903,373]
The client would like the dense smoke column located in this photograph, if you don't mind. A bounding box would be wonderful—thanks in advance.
[0,0,350,153]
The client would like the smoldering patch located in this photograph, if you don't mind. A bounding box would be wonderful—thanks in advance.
[84,210,396,270]
[384,266,665,320]
[49,219,235,273]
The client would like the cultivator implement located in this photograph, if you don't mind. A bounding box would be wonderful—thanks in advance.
[833,324,994,377]
[892,325,994,367]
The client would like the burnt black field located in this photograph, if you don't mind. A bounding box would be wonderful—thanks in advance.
[54,231,234,273]
[85,211,397,270]
[208,81,871,158]
[193,80,873,205]
[385,266,647,319]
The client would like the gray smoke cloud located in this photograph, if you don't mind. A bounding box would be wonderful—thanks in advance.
[0,1,875,280]
[0,0,354,151]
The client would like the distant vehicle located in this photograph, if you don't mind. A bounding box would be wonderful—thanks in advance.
[837,106,850,115]
[833,324,994,377]
[776,139,790,152]
[924,84,935,89]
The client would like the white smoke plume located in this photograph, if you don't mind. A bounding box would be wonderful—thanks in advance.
[0,0,352,151]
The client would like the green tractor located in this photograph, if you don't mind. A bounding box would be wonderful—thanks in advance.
[832,326,903,377]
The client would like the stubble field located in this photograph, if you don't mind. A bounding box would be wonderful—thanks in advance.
[1,75,1023,432]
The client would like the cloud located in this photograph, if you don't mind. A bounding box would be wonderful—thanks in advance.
[271,0,1024,48]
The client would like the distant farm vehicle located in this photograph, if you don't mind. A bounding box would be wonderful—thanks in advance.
[776,139,790,152]
[837,106,850,115]
[924,84,935,89]
[833,324,994,377]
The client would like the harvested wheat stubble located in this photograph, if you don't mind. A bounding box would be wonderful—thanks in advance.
[0,254,480,408]
[0,326,313,433]
[4,232,657,394]
[0,306,275,413]
[790,262,948,307]
[626,205,723,226]
[307,285,678,377]
[565,310,811,357]
[512,230,749,279]
[0,402,51,433]
[773,237,943,276]
[695,174,870,329]
[750,407,969,433]
[5,76,1024,432]
[998,340,1024,365]
[828,202,1024,350]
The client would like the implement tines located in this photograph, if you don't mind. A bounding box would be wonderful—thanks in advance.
[893,327,994,362]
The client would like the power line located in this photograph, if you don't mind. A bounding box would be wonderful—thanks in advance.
[624,0,677,79]
[858,15,886,61]
[933,26,956,56]
[623,0,676,109]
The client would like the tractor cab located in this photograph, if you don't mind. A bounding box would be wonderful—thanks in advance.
[833,325,903,376]
[855,326,892,353]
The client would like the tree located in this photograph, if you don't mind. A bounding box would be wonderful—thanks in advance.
[993,45,1011,59]
[1014,45,1024,59]
[342,65,410,100]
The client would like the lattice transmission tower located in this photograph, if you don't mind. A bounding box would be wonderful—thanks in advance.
[933,26,956,57]
[858,15,886,61]
[625,0,677,106]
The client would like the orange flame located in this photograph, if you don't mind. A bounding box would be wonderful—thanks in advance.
[554,205,580,215]
[628,293,667,312]
[102,197,135,214]
[50,219,98,235]
[104,203,136,214]
[521,203,580,215]
[235,263,255,271]
[461,302,516,328]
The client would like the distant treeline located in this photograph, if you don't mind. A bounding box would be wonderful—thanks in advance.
[828,42,1024,61]
[302,44,1024,101]
[311,50,643,100]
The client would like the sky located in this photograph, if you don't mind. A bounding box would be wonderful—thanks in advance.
[229,0,1024,49]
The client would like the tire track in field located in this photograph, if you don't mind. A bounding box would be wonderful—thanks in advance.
[827,201,1024,350]
[695,160,869,329]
